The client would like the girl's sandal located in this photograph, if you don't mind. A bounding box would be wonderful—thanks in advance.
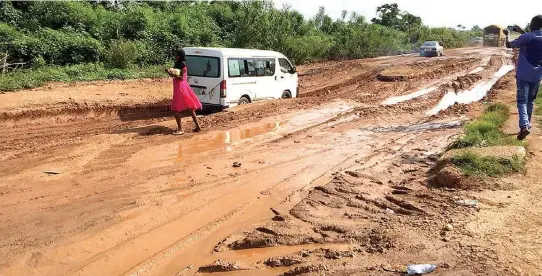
[173,130,185,136]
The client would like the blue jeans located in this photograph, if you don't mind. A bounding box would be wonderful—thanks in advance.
[517,79,541,129]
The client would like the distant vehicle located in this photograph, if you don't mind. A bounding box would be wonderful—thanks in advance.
[469,37,483,46]
[506,25,523,41]
[419,41,444,57]
[183,47,299,110]
[483,25,506,47]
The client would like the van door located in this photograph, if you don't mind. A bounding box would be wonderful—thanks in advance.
[248,59,275,101]
[227,58,256,106]
[185,55,222,107]
[276,58,298,98]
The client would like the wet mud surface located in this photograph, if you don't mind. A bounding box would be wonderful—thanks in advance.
[2,47,537,276]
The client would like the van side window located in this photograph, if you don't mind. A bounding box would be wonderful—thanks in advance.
[246,59,255,76]
[228,58,275,78]
[254,59,265,76]
[279,58,293,73]
[264,59,275,76]
[228,59,247,78]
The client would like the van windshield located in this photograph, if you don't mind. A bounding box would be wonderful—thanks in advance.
[185,55,220,78]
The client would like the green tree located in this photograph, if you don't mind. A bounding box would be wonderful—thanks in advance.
[371,3,421,32]
[0,1,22,26]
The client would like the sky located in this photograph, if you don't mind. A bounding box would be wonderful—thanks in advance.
[273,0,542,29]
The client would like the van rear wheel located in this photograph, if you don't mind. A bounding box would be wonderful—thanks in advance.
[281,90,292,99]
[238,96,250,105]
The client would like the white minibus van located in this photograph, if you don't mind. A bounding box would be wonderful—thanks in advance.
[183,47,298,110]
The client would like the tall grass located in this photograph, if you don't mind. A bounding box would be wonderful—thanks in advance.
[0,63,164,92]
[450,151,524,177]
[449,103,524,149]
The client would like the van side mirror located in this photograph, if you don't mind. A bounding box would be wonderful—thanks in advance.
[290,67,297,74]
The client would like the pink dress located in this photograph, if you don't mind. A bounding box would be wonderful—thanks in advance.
[171,67,203,112]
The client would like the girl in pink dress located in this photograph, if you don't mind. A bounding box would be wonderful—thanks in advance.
[166,49,202,135]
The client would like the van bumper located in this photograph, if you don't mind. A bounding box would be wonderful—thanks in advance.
[202,103,227,112]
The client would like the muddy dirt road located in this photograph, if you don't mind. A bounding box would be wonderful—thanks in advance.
[1,47,533,275]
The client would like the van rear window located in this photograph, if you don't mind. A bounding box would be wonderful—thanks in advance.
[185,55,220,78]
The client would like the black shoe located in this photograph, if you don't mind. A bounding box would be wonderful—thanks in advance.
[517,128,531,140]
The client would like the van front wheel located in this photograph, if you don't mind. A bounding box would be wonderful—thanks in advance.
[281,90,292,99]
[238,96,250,105]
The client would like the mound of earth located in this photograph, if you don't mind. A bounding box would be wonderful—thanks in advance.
[197,260,249,273]
[433,146,526,190]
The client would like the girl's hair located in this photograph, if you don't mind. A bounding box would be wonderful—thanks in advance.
[531,15,542,31]
[175,49,186,61]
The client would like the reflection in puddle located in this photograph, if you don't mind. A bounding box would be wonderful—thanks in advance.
[381,86,438,105]
[177,121,282,161]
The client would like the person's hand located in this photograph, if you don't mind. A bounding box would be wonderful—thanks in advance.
[511,25,526,34]
[503,29,509,36]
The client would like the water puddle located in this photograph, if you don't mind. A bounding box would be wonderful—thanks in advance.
[469,67,484,74]
[127,102,355,166]
[381,86,438,105]
[176,103,354,161]
[426,65,514,116]
[380,56,498,106]
[363,119,465,133]
[177,121,282,161]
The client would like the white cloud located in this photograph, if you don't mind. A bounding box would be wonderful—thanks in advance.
[274,0,542,29]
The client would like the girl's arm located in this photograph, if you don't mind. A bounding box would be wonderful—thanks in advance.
[176,67,186,81]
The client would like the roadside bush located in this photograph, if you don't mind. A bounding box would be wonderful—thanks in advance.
[0,1,22,26]
[104,40,142,69]
[33,28,104,65]
[24,1,96,32]
[283,32,335,64]
[0,23,37,64]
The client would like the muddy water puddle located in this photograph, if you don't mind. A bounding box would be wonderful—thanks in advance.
[127,102,355,167]
[175,103,354,161]
[177,121,283,161]
[427,64,514,115]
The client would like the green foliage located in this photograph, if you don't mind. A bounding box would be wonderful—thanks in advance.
[450,103,524,149]
[35,28,104,65]
[0,1,481,91]
[0,1,22,26]
[409,26,481,48]
[283,32,334,63]
[25,2,96,32]
[104,40,142,69]
[451,151,524,177]
[371,3,422,32]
